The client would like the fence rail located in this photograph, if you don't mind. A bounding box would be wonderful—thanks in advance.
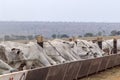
[0,54,120,80]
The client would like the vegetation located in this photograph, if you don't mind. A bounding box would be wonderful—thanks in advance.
[51,34,57,38]
[3,29,120,41]
[84,33,94,37]
[110,30,120,36]
[51,34,69,38]
[4,35,34,41]
[60,34,69,38]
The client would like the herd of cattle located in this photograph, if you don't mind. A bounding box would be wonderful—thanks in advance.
[0,38,119,75]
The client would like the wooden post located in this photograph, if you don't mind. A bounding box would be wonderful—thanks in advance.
[36,35,44,48]
[97,37,102,49]
[113,38,117,54]
[72,36,76,41]
[69,38,73,42]
[68,37,75,42]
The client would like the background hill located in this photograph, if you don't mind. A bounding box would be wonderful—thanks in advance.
[0,22,120,38]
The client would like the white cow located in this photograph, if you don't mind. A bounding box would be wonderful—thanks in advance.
[74,39,104,59]
[102,39,120,55]
[61,40,81,60]
[25,42,56,68]
[0,45,20,74]
[0,41,52,69]
[0,59,17,75]
[0,38,107,72]
[72,39,94,59]
[87,41,105,57]
[43,41,66,64]
[45,39,78,61]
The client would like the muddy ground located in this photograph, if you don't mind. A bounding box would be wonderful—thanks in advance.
[80,66,120,80]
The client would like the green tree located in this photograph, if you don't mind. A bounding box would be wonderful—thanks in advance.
[27,35,34,40]
[78,35,82,37]
[84,33,94,37]
[117,31,120,35]
[60,34,69,38]
[52,34,57,38]
[110,30,118,36]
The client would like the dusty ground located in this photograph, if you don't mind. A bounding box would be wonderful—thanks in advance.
[81,66,120,80]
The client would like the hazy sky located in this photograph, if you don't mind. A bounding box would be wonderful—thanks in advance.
[0,0,120,22]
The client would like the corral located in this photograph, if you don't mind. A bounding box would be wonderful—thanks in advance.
[0,36,120,80]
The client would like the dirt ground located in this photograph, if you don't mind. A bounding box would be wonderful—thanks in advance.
[80,66,120,80]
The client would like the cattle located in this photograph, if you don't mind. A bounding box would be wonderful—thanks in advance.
[25,42,55,68]
[1,41,56,69]
[47,39,80,60]
[0,38,110,75]
[43,41,66,64]
[102,39,120,55]
[73,39,105,59]
[102,39,113,55]
[0,44,26,72]
[0,59,17,75]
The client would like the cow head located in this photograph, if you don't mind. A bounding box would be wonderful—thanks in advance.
[10,48,25,61]
[73,40,91,58]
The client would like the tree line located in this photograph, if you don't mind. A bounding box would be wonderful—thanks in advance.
[3,35,34,41]
[2,30,120,41]
[51,30,120,38]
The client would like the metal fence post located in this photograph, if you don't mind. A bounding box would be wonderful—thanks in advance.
[113,38,117,54]
[97,37,102,49]
[36,35,44,48]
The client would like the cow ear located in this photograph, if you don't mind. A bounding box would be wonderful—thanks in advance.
[86,52,89,55]
[63,42,66,43]
[11,48,16,51]
[75,41,77,44]
[82,46,86,48]
[89,46,93,48]
[17,50,20,55]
